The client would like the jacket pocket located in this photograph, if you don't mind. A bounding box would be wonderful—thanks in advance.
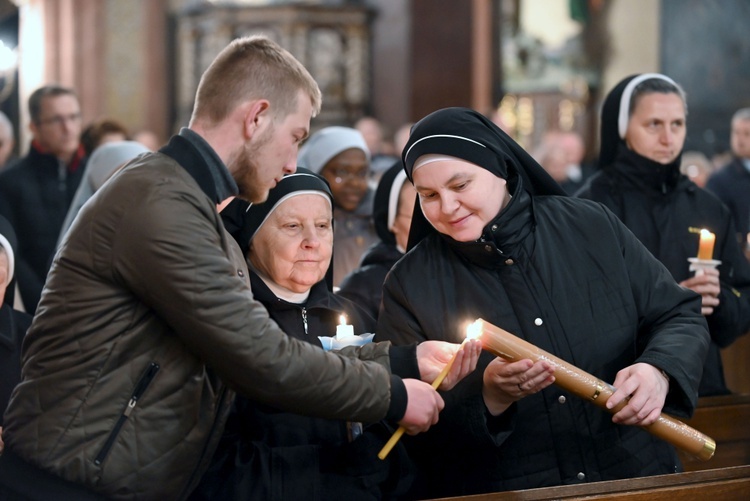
[94,361,160,466]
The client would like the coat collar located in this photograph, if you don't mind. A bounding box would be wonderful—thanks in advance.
[159,128,238,204]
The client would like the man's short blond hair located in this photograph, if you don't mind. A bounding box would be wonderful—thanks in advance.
[191,36,322,126]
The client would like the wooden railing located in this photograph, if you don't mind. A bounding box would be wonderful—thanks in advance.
[432,465,750,500]
[679,394,750,471]
[433,394,750,500]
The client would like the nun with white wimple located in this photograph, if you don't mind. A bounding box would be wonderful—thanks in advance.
[577,73,750,397]
[194,168,418,500]
[298,126,378,287]
[375,107,708,498]
[1,215,32,427]
[337,160,416,320]
[57,141,150,248]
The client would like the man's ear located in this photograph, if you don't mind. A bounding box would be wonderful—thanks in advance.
[244,99,271,140]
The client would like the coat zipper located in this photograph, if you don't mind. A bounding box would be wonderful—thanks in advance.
[94,362,160,466]
[301,307,308,335]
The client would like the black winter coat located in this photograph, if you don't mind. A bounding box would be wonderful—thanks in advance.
[577,146,750,395]
[0,304,31,426]
[376,182,708,497]
[0,145,85,313]
[705,157,750,239]
[338,241,403,320]
[193,272,414,500]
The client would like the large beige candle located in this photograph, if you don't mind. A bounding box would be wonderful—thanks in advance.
[474,319,715,461]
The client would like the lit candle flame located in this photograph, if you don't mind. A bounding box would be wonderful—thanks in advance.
[466,319,483,340]
[339,314,346,326]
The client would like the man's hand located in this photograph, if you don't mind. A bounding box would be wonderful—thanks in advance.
[482,357,555,416]
[680,267,721,315]
[416,339,482,390]
[398,379,444,435]
[606,363,669,426]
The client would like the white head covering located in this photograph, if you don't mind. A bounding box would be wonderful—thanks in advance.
[298,126,370,173]
[0,232,13,286]
[617,73,678,138]
[57,141,151,247]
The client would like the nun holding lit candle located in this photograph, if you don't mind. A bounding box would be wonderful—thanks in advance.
[375,107,709,498]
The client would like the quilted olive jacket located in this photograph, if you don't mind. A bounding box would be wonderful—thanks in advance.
[3,135,398,500]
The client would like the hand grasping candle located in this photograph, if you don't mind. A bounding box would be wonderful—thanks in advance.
[377,323,482,460]
[471,318,716,461]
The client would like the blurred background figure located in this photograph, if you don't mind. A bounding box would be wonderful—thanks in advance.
[57,141,151,247]
[132,129,164,151]
[355,116,398,181]
[680,150,714,188]
[532,134,570,191]
[299,126,379,287]
[0,85,87,314]
[338,161,416,320]
[706,108,750,247]
[392,122,413,158]
[535,130,591,194]
[79,117,129,157]
[0,111,16,171]
[557,130,593,191]
[0,215,33,435]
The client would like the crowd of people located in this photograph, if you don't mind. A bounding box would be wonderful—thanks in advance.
[0,35,749,501]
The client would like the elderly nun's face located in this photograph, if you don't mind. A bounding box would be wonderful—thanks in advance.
[413,157,508,242]
[625,92,686,164]
[248,194,333,293]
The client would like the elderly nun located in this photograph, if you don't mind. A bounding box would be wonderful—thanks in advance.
[1,215,32,428]
[194,168,451,500]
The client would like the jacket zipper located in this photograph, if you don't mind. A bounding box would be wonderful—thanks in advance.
[301,307,308,335]
[94,362,160,466]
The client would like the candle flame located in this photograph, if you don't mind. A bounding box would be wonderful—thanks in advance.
[339,314,346,326]
[466,319,483,340]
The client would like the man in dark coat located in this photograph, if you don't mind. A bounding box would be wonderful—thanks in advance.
[0,85,86,313]
[706,107,750,245]
[577,74,750,396]
[376,107,709,498]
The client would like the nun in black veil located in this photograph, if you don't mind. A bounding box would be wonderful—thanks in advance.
[576,73,750,397]
[375,107,709,497]
[1,215,32,431]
[338,161,416,320]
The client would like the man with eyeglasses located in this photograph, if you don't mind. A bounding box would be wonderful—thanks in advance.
[0,85,86,313]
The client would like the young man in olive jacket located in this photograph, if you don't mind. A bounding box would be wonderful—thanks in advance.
[0,36,478,501]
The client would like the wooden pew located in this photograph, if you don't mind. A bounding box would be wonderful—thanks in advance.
[722,334,750,394]
[679,394,750,471]
[433,465,750,500]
